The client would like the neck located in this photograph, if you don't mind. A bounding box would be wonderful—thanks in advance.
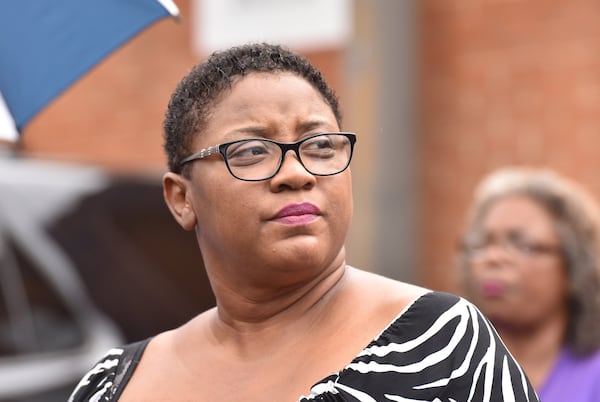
[492,309,567,388]
[209,257,348,333]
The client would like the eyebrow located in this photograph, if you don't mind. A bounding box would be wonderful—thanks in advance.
[297,120,336,132]
[220,127,268,141]
[222,121,336,140]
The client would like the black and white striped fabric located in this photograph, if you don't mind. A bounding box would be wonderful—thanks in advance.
[300,292,538,401]
[69,292,539,402]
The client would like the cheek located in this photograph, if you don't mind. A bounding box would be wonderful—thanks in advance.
[518,261,568,305]
[191,181,239,230]
[333,177,353,230]
[467,260,487,281]
[194,192,256,256]
[465,261,488,296]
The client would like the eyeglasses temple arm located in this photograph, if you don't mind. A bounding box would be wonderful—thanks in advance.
[180,144,221,165]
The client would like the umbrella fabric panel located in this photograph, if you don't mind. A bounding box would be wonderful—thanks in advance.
[0,0,178,133]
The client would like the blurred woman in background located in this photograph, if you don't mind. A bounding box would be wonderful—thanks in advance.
[460,167,600,401]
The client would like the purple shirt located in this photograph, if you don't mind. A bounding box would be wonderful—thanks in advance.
[538,347,600,402]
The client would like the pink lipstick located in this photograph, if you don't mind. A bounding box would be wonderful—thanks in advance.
[480,280,507,297]
[274,202,320,225]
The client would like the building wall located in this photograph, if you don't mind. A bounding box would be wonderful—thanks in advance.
[418,0,600,292]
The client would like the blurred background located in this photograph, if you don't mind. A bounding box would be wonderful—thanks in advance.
[2,0,600,400]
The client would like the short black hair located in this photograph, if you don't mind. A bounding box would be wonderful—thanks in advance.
[163,43,342,173]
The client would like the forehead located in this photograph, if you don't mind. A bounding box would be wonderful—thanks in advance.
[482,195,556,232]
[217,72,329,113]
[198,72,337,139]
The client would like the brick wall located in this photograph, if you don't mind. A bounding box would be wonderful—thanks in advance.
[418,0,600,292]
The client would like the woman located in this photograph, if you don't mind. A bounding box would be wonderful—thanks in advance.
[460,167,600,401]
[70,43,538,401]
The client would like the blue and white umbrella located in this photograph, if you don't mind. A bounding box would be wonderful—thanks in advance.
[0,0,179,142]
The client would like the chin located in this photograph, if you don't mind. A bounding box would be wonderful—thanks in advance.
[474,298,506,317]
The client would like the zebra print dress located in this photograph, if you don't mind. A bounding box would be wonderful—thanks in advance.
[68,292,539,402]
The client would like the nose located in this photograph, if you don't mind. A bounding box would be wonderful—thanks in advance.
[269,150,316,191]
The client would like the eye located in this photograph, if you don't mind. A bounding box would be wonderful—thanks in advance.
[505,231,533,252]
[226,140,274,166]
[470,240,487,251]
[462,233,489,253]
[301,135,338,158]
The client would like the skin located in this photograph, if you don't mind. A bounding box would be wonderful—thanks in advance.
[119,72,427,402]
[465,195,570,388]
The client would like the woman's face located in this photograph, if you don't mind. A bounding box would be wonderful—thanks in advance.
[182,72,352,287]
[464,195,569,330]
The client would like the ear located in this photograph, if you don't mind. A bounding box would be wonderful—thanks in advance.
[163,172,197,231]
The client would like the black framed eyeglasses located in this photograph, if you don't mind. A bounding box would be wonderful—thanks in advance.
[179,132,357,182]
[460,231,562,260]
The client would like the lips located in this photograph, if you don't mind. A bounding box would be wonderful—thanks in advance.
[274,202,320,225]
[480,280,507,297]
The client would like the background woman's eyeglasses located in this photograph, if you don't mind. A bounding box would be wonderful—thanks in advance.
[461,231,562,260]
[179,132,356,181]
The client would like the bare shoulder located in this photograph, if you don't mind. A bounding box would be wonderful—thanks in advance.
[343,266,431,322]
[118,308,217,401]
[345,266,429,300]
